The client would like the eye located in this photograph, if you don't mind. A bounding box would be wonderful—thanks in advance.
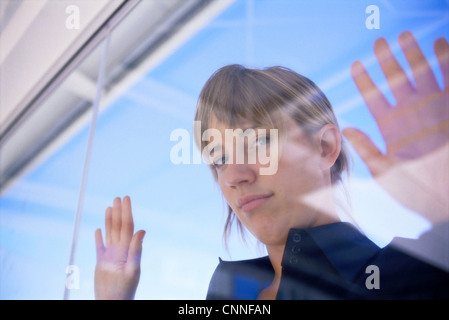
[247,133,270,153]
[256,134,270,146]
[213,156,228,169]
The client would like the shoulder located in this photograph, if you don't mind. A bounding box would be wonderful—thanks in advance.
[365,230,449,299]
[206,256,274,300]
[376,222,449,274]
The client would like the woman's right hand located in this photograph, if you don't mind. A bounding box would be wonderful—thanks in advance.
[94,196,146,299]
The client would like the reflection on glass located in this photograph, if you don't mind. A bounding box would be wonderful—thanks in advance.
[1,0,448,300]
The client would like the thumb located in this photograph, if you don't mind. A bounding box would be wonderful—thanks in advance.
[343,127,391,178]
[127,230,145,269]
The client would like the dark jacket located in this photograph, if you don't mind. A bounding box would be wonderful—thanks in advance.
[206,222,449,299]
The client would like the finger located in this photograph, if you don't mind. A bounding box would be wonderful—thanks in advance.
[434,37,449,90]
[127,230,146,271]
[343,127,391,178]
[120,196,134,247]
[111,197,122,244]
[374,37,416,102]
[95,228,105,262]
[351,61,391,121]
[398,31,439,94]
[105,207,112,247]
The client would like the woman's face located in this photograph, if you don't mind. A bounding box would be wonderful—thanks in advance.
[207,114,338,247]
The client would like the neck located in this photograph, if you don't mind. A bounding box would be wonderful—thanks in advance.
[266,243,284,278]
[262,183,341,296]
[265,210,341,286]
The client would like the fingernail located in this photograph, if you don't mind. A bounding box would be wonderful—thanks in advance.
[399,31,413,45]
[351,61,364,77]
[374,37,390,61]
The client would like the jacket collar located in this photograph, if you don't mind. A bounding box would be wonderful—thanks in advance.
[282,222,380,281]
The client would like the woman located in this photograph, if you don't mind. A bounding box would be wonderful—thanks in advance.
[94,31,449,299]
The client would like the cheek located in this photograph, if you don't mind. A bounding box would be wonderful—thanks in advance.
[217,175,235,207]
[275,149,323,194]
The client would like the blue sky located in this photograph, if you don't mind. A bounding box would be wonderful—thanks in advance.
[1,0,448,299]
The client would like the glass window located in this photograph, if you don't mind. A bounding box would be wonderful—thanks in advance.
[1,0,447,299]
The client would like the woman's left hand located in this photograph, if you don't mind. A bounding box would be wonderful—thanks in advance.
[343,31,449,225]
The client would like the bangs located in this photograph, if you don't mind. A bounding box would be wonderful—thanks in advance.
[195,65,287,141]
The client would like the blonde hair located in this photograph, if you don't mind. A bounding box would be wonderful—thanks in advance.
[194,64,349,245]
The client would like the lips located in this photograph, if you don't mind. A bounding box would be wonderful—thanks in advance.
[238,193,273,212]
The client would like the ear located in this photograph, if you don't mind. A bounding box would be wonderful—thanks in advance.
[317,124,341,170]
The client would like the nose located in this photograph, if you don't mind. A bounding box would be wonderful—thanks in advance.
[223,162,257,189]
